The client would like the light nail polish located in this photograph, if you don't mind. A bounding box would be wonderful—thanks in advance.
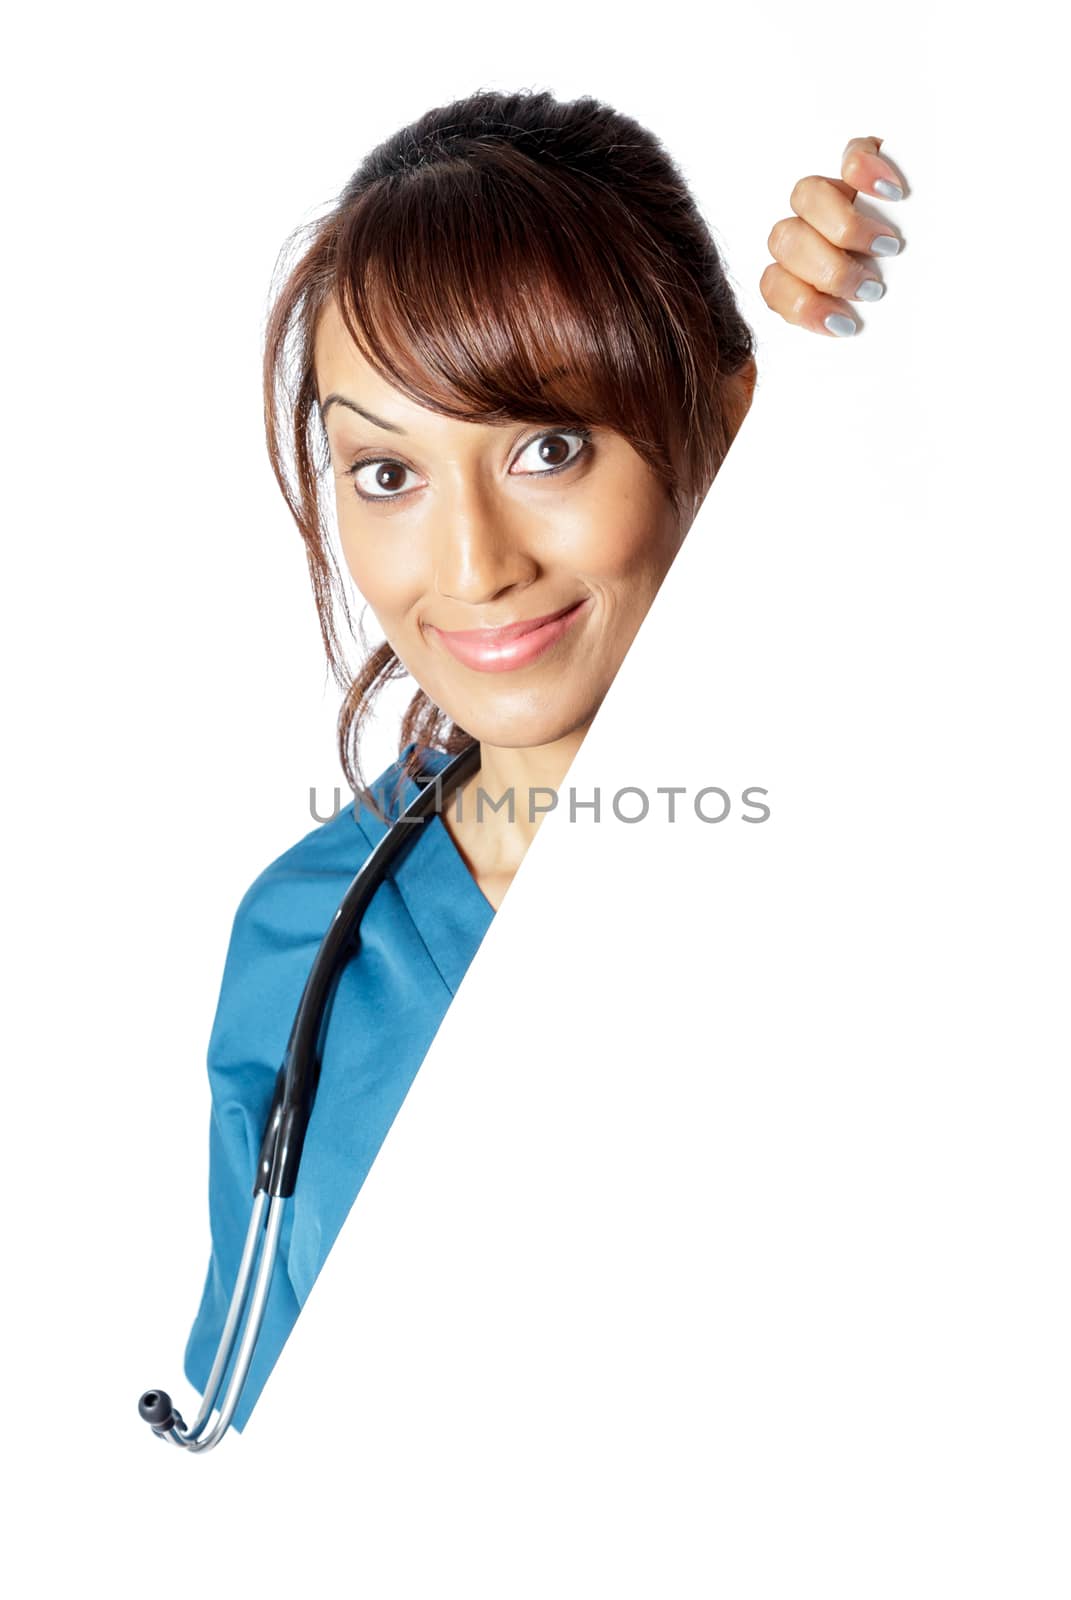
[873,178,904,200]
[871,235,901,256]
[824,314,857,337]
[855,278,885,301]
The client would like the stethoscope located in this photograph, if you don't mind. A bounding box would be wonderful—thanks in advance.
[138,739,482,1451]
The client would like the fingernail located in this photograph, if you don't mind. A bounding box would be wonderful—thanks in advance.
[855,278,885,302]
[873,178,904,200]
[871,234,901,256]
[824,314,857,337]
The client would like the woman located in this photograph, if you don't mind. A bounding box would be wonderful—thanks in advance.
[180,89,906,1436]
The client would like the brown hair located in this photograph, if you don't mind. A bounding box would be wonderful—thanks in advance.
[262,87,755,809]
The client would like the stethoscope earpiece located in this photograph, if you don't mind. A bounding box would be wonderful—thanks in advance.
[138,1389,185,1434]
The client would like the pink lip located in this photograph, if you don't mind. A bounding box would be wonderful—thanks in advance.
[427,598,591,673]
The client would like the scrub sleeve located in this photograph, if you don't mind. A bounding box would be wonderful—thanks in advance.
[183,742,495,1432]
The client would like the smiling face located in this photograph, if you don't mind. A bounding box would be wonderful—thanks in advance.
[314,295,689,751]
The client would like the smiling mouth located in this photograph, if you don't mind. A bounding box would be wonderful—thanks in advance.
[426,598,591,673]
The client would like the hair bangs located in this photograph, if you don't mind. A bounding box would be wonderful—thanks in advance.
[330,155,672,444]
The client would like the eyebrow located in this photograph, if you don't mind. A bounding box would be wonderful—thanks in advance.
[318,364,575,437]
[320,393,407,434]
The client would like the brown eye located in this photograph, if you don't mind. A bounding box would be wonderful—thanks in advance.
[538,436,570,466]
[512,428,593,477]
[347,458,419,501]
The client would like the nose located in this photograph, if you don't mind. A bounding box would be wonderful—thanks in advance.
[431,472,539,609]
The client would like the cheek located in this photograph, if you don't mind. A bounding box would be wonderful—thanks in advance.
[337,523,418,614]
[572,491,679,593]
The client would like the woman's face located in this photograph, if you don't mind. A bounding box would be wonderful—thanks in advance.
[314,296,688,750]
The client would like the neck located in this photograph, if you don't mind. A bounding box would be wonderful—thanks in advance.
[448,724,590,876]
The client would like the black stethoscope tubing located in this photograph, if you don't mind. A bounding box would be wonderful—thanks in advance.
[138,739,482,1450]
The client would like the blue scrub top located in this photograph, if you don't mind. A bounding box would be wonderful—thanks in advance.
[184,741,495,1432]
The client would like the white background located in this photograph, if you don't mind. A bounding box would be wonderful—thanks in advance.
[3,5,1067,1595]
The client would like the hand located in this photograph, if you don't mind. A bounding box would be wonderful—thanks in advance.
[760,136,906,337]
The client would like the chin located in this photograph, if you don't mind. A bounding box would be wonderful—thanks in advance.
[440,698,594,752]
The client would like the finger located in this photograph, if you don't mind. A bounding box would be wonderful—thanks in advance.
[788,175,902,259]
[842,134,907,202]
[768,214,887,303]
[758,260,862,338]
